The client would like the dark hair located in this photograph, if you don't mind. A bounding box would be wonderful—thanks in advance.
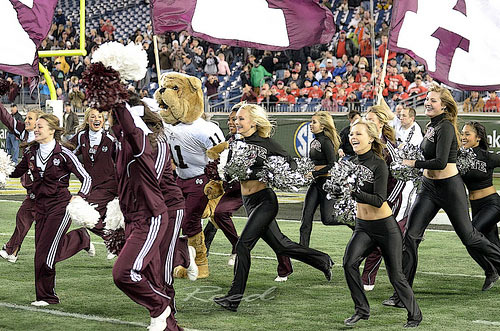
[464,121,489,150]
[348,110,361,121]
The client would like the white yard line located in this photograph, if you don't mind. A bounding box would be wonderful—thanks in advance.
[472,320,500,327]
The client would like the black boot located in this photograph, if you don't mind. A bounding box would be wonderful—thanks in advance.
[213,294,242,312]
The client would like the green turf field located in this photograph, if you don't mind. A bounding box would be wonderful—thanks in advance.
[0,200,500,331]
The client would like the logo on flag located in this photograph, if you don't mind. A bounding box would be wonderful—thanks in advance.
[150,0,335,50]
[0,0,58,77]
[389,0,500,91]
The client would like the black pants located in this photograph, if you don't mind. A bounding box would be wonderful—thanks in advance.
[343,216,421,320]
[467,193,500,277]
[299,177,341,247]
[402,175,500,286]
[228,188,331,297]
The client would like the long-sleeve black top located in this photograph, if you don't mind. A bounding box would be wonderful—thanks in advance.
[461,146,500,191]
[243,131,291,181]
[415,113,457,170]
[309,131,337,177]
[352,150,388,208]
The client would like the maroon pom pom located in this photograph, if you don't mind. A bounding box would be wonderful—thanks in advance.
[103,228,126,255]
[204,160,221,181]
[0,78,9,97]
[81,62,129,112]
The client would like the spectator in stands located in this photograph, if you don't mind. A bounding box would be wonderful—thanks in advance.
[289,70,303,88]
[304,70,318,85]
[170,40,186,72]
[333,30,356,60]
[384,66,406,98]
[377,35,396,60]
[359,32,373,58]
[68,56,84,79]
[407,75,427,99]
[336,88,347,109]
[422,73,436,89]
[63,103,79,141]
[204,47,219,76]
[241,84,258,103]
[250,59,272,93]
[325,58,335,74]
[463,91,485,112]
[100,19,115,38]
[300,80,313,101]
[261,51,275,75]
[289,81,301,99]
[273,51,289,80]
[68,85,85,112]
[56,87,65,102]
[484,91,500,112]
[321,90,338,112]
[219,45,234,67]
[281,69,292,86]
[392,84,409,102]
[257,83,279,106]
[159,44,173,74]
[240,64,252,89]
[355,63,371,83]
[346,91,360,112]
[54,8,66,26]
[309,82,324,100]
[332,60,347,78]
[181,54,197,77]
[205,74,219,100]
[217,53,231,78]
[52,62,66,91]
[344,62,357,80]
[293,62,305,76]
[315,64,332,82]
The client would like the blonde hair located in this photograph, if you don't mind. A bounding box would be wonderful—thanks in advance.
[367,105,396,143]
[351,118,384,159]
[78,107,106,132]
[428,85,460,147]
[26,109,44,120]
[26,113,75,149]
[312,111,340,153]
[239,104,275,138]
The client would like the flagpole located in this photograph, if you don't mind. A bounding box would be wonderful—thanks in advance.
[153,35,162,84]
[377,48,389,105]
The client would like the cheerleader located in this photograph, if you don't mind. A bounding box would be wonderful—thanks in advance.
[69,108,118,258]
[461,122,500,290]
[343,119,421,327]
[385,86,500,307]
[213,104,333,312]
[362,105,406,290]
[0,103,41,263]
[109,95,172,330]
[299,111,341,248]
[10,114,93,306]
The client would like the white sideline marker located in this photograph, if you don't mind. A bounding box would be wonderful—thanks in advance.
[473,320,500,326]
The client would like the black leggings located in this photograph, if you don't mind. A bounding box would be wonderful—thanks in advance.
[402,175,500,286]
[467,193,500,277]
[299,177,340,247]
[343,216,421,320]
[228,188,331,297]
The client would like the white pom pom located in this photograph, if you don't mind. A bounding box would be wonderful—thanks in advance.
[218,149,229,179]
[104,198,125,230]
[66,196,100,228]
[92,42,148,82]
[0,149,15,188]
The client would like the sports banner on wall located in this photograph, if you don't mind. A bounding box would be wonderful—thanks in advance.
[150,0,335,50]
[389,0,500,91]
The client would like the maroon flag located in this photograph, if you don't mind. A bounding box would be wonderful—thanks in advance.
[0,0,58,77]
[150,0,335,50]
[389,0,500,91]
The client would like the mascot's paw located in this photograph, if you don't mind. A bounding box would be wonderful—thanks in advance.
[204,180,224,200]
[197,264,210,279]
[207,141,229,160]
[173,266,188,279]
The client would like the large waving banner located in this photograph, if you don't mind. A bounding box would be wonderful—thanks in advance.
[0,0,58,77]
[389,0,500,91]
[150,0,335,50]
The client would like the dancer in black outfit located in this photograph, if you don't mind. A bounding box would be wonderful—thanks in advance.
[461,122,500,290]
[338,110,361,160]
[343,119,422,328]
[384,86,500,308]
[214,104,333,312]
[299,111,341,247]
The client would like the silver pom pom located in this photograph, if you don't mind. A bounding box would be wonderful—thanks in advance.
[323,160,362,227]
[390,144,424,185]
[224,140,257,182]
[457,147,476,175]
[257,156,314,192]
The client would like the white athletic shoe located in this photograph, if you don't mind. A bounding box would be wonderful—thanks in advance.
[1,249,18,263]
[106,251,117,260]
[87,242,96,257]
[31,300,49,307]
[148,306,171,331]
[274,276,288,282]
[227,254,237,266]
[363,284,375,291]
[187,246,199,281]
[0,249,8,259]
